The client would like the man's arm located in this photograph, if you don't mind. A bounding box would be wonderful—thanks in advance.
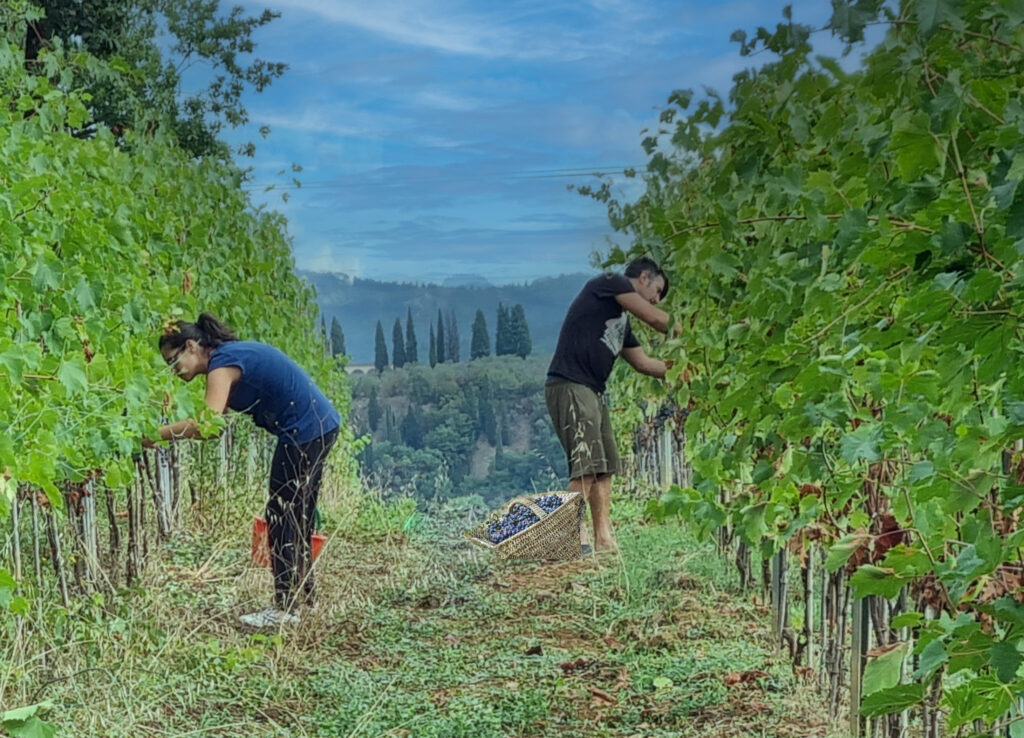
[620,346,667,379]
[615,292,671,333]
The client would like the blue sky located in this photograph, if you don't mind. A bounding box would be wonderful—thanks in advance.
[215,1,874,285]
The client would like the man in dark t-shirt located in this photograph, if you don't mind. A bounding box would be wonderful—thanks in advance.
[546,257,675,552]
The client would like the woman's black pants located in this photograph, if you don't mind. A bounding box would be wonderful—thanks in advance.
[266,428,338,610]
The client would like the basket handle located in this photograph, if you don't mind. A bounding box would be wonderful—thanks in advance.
[507,495,548,520]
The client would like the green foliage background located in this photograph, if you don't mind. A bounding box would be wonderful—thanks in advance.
[0,5,354,614]
[600,0,1024,727]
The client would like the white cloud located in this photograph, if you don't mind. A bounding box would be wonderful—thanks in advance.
[281,0,560,59]
[275,0,668,61]
[413,88,481,112]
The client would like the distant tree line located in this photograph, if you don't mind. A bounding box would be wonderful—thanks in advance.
[372,303,531,372]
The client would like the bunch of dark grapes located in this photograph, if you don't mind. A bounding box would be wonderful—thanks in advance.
[487,494,565,544]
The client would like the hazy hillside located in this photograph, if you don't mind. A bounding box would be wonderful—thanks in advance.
[300,270,593,363]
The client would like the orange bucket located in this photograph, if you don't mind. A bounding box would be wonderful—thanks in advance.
[250,516,326,567]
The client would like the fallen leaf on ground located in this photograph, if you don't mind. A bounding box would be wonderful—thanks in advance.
[559,657,591,673]
[723,669,769,687]
[603,635,623,650]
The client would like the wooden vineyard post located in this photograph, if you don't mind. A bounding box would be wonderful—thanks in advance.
[104,485,121,588]
[169,441,181,512]
[126,474,143,583]
[10,491,21,581]
[64,483,85,589]
[659,423,672,490]
[80,480,101,589]
[717,487,729,560]
[849,596,870,737]
[45,509,70,609]
[144,449,172,540]
[678,427,690,488]
[818,556,828,694]
[825,570,849,719]
[9,491,23,661]
[30,494,42,593]
[803,546,814,668]
[156,447,174,532]
[771,550,788,648]
[216,428,228,492]
[895,589,911,738]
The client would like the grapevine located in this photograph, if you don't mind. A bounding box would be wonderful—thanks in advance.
[601,0,1024,729]
[0,8,356,617]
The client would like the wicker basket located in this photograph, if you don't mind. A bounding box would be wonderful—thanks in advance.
[465,491,585,561]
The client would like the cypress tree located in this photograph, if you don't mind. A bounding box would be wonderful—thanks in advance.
[374,320,389,373]
[500,400,511,445]
[330,316,346,357]
[405,308,418,364]
[392,317,406,368]
[493,417,504,471]
[384,405,401,444]
[368,387,381,432]
[400,405,424,448]
[510,304,532,358]
[470,309,490,360]
[495,303,510,355]
[436,309,446,363]
[479,384,497,445]
[445,309,460,363]
[429,324,437,367]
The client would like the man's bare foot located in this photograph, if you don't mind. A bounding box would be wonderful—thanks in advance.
[594,539,618,553]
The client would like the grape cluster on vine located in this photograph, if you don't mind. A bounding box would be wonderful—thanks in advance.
[487,494,564,544]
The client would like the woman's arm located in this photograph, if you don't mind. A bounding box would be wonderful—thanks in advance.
[155,366,240,442]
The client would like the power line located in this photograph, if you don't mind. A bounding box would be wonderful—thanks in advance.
[240,164,646,191]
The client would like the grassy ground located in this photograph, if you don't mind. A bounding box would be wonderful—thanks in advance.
[4,496,848,737]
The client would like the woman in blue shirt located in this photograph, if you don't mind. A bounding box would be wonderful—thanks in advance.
[153,313,340,627]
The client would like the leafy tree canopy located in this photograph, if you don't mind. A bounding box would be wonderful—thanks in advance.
[21,0,285,158]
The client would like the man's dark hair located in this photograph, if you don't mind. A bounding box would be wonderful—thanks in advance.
[624,257,669,299]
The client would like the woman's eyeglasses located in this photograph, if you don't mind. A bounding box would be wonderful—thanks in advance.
[165,347,185,367]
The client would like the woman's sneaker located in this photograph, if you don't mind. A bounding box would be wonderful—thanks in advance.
[239,607,300,627]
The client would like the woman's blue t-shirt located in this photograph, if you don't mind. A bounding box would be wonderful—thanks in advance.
[207,341,340,445]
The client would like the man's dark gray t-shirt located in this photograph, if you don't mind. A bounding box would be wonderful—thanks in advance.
[547,274,640,394]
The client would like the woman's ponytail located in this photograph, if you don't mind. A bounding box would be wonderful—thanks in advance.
[195,313,239,346]
[159,312,239,352]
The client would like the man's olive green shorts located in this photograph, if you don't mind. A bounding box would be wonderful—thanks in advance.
[545,378,621,479]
